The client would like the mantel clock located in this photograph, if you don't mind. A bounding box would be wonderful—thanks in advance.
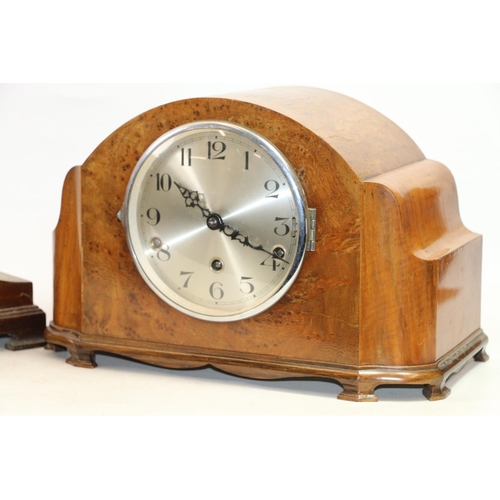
[45,87,488,402]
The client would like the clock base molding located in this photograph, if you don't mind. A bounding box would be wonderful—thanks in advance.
[0,305,46,351]
[45,323,488,402]
[1,273,46,351]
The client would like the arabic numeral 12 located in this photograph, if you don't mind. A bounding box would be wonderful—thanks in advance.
[207,141,226,160]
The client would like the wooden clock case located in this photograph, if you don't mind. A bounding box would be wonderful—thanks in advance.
[1,273,46,350]
[45,87,488,402]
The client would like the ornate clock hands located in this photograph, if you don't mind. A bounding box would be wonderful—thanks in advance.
[174,181,290,264]
[174,182,211,219]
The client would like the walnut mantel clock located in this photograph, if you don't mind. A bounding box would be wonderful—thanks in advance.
[45,87,488,402]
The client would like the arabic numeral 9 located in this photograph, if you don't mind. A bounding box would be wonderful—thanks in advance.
[146,208,161,226]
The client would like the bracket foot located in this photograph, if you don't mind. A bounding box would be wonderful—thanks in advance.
[67,348,97,369]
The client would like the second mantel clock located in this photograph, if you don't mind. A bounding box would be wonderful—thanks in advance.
[45,87,488,402]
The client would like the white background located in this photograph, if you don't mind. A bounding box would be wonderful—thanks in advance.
[1,2,499,499]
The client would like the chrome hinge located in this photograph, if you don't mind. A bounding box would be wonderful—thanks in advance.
[307,208,316,252]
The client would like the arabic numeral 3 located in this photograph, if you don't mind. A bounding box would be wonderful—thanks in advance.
[274,217,290,236]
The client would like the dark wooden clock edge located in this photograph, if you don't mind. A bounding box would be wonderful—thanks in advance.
[1,305,47,350]
[44,323,488,403]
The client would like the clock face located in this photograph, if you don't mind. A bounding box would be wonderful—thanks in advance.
[123,121,309,322]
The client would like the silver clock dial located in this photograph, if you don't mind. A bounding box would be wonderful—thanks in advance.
[123,121,309,322]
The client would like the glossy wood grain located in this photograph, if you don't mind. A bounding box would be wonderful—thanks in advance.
[45,87,487,401]
[361,160,482,366]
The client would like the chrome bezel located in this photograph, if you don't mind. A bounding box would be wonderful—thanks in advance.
[123,120,309,322]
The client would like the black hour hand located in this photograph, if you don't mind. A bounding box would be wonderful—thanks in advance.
[174,182,210,218]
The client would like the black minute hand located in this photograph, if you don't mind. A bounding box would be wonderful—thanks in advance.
[174,182,290,264]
